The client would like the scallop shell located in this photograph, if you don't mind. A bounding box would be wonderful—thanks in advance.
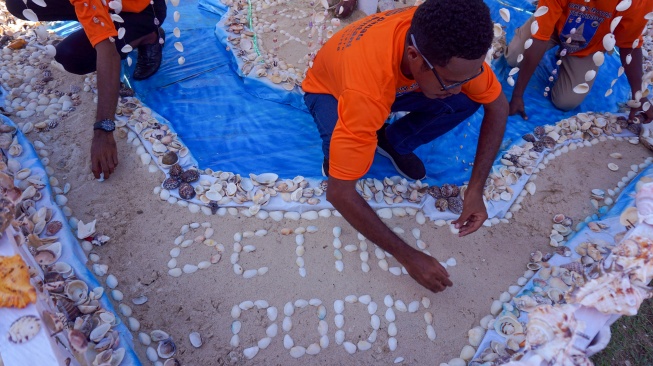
[8,315,41,344]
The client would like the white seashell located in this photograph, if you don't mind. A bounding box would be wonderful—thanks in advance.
[499,8,510,22]
[334,299,345,314]
[343,341,357,354]
[377,208,392,219]
[243,269,258,278]
[111,290,124,301]
[174,42,184,52]
[146,347,158,362]
[23,9,39,21]
[168,268,182,277]
[608,163,619,171]
[507,76,515,87]
[183,264,198,274]
[230,335,239,347]
[603,33,616,52]
[616,0,631,11]
[385,308,396,322]
[530,20,539,35]
[106,274,118,289]
[243,346,259,359]
[446,257,457,267]
[335,260,344,272]
[121,45,133,53]
[267,307,278,321]
[388,337,397,351]
[301,211,319,220]
[610,16,622,33]
[189,332,202,348]
[283,317,292,331]
[294,299,309,308]
[534,6,548,17]
[426,324,437,340]
[174,11,181,22]
[626,53,632,65]
[573,83,590,94]
[584,70,596,82]
[173,27,181,38]
[284,334,294,349]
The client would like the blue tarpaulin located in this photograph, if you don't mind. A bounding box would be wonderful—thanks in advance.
[120,0,631,184]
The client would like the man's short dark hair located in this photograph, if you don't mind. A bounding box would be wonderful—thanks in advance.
[409,0,494,67]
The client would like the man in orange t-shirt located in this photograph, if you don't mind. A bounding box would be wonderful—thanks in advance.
[7,0,167,180]
[506,0,653,122]
[302,0,508,293]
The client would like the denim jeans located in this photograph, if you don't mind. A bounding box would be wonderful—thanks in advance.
[304,91,481,158]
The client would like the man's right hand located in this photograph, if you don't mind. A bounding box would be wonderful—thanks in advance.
[401,250,453,293]
[509,95,528,120]
[91,130,118,179]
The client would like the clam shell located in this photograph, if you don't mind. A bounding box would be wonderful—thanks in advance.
[158,338,177,358]
[602,33,615,52]
[573,83,590,94]
[8,315,41,344]
[494,315,523,337]
[499,8,510,22]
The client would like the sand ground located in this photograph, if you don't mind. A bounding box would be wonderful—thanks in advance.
[7,65,650,365]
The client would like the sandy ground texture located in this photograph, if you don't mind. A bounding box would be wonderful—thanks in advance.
[3,54,652,365]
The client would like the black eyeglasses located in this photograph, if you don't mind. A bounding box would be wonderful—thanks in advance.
[410,34,484,91]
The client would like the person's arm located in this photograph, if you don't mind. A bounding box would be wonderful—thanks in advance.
[326,177,453,293]
[91,39,121,179]
[509,39,549,119]
[620,48,653,123]
[453,93,508,235]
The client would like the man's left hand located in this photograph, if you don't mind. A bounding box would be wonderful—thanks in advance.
[452,195,487,237]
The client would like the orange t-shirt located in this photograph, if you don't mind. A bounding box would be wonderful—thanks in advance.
[302,7,502,181]
[69,0,151,47]
[532,0,653,57]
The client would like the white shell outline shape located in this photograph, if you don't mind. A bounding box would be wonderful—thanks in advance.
[584,70,596,82]
[23,9,39,22]
[121,44,133,53]
[174,42,184,52]
[118,27,126,39]
[603,33,616,52]
[534,6,548,17]
[499,8,510,22]
[32,0,47,7]
[610,16,622,33]
[573,83,590,94]
[530,20,539,35]
[592,51,604,67]
[524,38,533,49]
[616,0,631,12]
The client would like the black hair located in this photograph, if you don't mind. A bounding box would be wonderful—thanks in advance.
[409,0,494,67]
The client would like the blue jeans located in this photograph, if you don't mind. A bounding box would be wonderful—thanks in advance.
[304,92,481,158]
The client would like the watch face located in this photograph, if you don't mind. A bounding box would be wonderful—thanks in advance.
[96,120,116,131]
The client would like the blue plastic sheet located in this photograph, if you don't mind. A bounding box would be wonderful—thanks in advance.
[122,0,630,184]
[0,115,141,366]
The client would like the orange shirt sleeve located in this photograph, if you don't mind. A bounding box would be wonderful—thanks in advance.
[461,62,502,104]
[613,2,653,49]
[530,0,566,42]
[69,0,118,47]
[329,89,390,181]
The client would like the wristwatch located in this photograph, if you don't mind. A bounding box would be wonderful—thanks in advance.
[93,119,116,132]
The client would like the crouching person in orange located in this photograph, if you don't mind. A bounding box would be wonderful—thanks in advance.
[301,0,509,292]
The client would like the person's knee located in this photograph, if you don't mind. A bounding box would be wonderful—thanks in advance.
[6,0,27,18]
[551,91,582,111]
[54,46,91,75]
